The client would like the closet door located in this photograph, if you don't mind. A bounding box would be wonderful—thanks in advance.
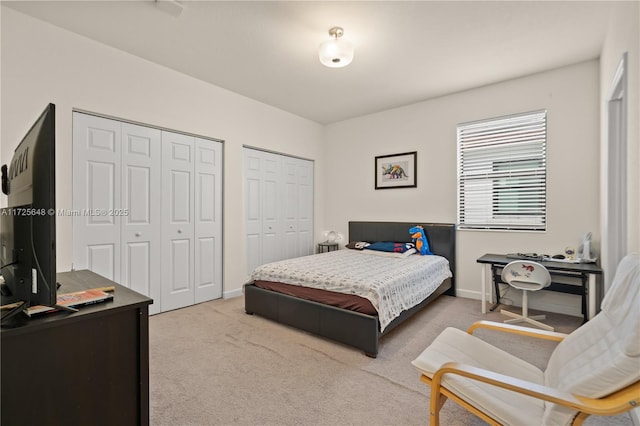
[121,123,162,315]
[282,156,314,258]
[75,115,223,313]
[282,157,299,259]
[72,113,122,282]
[161,131,195,312]
[260,152,283,264]
[244,149,263,274]
[244,148,314,272]
[297,159,314,257]
[194,138,223,303]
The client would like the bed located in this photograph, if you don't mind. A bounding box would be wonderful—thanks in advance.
[244,221,456,357]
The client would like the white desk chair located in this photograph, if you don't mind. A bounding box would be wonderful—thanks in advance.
[500,260,553,331]
[412,253,640,426]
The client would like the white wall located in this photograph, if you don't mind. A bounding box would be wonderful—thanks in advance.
[3,4,633,318]
[598,4,640,423]
[325,60,601,317]
[0,6,325,297]
[600,1,639,257]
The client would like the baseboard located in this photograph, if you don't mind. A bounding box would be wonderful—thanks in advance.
[527,292,583,318]
[455,288,485,300]
[223,287,243,299]
[455,289,583,318]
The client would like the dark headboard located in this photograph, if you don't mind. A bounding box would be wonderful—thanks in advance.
[348,221,456,294]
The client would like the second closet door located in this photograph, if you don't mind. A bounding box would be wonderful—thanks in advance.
[244,148,313,275]
[121,123,162,312]
[161,132,195,311]
[161,132,223,311]
[193,138,223,304]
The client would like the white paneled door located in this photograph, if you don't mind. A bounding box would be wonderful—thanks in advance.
[121,123,162,313]
[244,148,313,275]
[244,149,263,273]
[283,156,300,260]
[194,138,223,303]
[73,113,123,283]
[261,152,283,265]
[297,159,314,257]
[160,131,195,312]
[73,112,222,314]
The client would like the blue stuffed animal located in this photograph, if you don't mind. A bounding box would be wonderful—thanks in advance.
[409,225,432,255]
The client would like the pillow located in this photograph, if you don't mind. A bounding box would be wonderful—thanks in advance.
[345,241,370,250]
[361,247,417,258]
[364,242,416,254]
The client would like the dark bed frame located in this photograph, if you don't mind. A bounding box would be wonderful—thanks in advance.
[244,221,456,357]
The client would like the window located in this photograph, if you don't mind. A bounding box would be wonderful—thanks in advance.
[457,110,547,231]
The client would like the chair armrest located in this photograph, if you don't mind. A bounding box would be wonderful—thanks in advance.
[431,361,640,416]
[467,320,568,342]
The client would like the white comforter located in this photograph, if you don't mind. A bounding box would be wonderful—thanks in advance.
[249,249,452,332]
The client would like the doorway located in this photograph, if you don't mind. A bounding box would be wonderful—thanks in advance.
[603,53,628,291]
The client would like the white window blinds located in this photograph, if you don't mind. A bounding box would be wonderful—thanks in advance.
[457,110,547,231]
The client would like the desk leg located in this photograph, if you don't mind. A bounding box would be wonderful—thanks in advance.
[481,264,491,314]
[489,265,503,312]
[588,274,596,320]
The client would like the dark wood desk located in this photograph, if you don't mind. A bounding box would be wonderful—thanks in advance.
[1,270,152,426]
[477,254,603,322]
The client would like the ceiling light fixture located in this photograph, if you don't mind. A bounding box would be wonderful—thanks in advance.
[318,27,354,68]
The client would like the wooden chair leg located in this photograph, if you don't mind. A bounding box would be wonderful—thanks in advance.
[429,380,448,425]
[571,412,590,426]
[421,374,502,426]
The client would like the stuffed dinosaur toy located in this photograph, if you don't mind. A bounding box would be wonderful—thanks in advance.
[409,225,432,255]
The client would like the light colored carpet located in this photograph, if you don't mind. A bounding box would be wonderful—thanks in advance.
[149,295,634,426]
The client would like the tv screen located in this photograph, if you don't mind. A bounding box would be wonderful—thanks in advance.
[1,103,56,325]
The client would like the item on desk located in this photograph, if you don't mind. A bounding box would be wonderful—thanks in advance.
[544,255,577,263]
[564,247,576,260]
[544,255,593,264]
[577,232,597,263]
[506,253,543,260]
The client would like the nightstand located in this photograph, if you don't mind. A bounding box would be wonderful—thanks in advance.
[317,242,339,253]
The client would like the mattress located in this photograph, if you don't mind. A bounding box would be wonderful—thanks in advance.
[248,249,452,332]
[253,280,377,315]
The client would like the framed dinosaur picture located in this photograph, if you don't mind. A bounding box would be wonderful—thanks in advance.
[375,151,417,189]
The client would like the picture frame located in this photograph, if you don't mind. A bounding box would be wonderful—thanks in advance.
[375,151,417,189]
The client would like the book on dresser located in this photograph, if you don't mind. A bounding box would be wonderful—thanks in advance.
[26,289,114,317]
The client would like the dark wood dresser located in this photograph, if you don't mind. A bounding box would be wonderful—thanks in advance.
[1,270,152,426]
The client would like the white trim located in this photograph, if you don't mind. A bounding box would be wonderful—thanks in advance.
[602,53,628,292]
[456,288,484,301]
[608,53,627,100]
[224,288,243,299]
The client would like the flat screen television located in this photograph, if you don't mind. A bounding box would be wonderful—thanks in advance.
[1,103,57,326]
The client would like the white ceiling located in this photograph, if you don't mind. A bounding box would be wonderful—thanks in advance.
[4,1,619,124]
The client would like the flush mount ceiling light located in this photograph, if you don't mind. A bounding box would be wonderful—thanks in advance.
[318,27,354,68]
